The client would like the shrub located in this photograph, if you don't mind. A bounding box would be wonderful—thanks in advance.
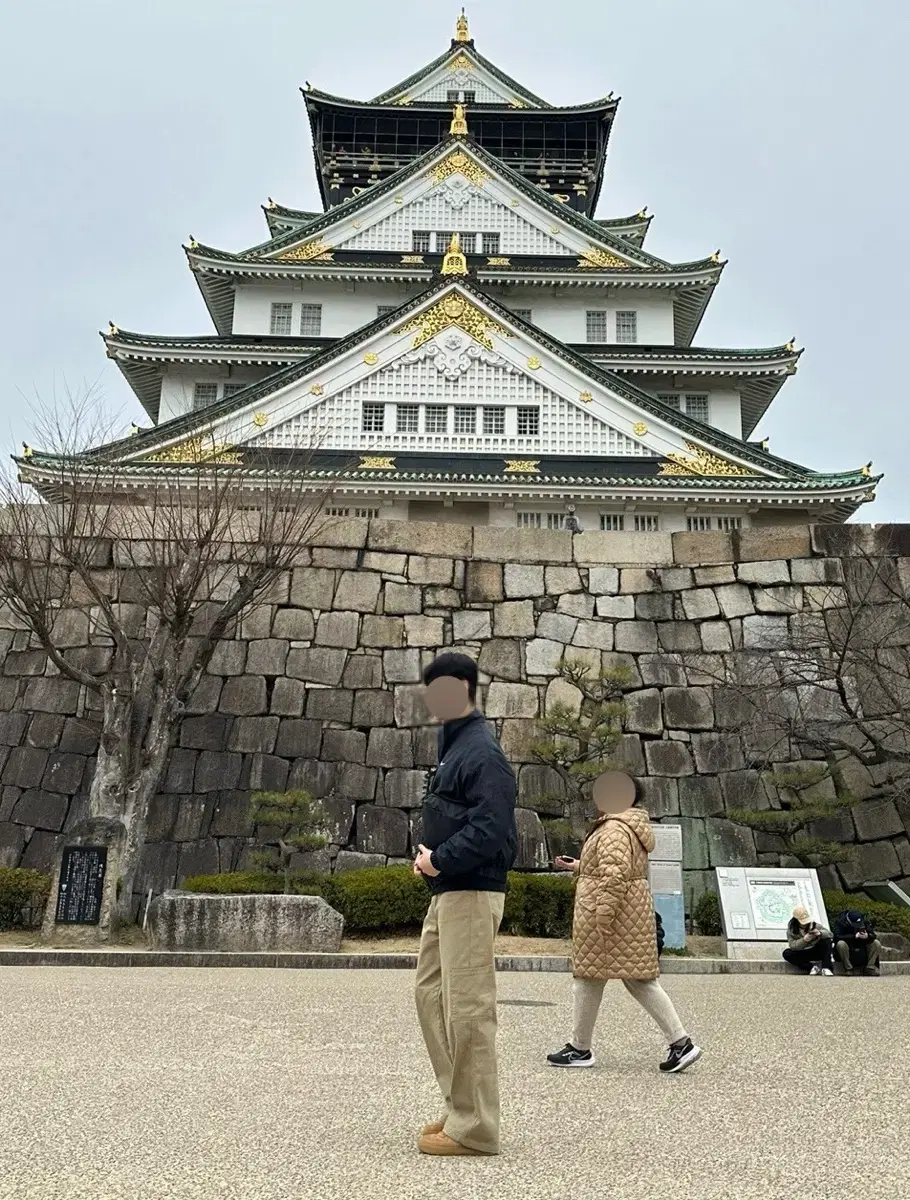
[182,871,326,896]
[693,891,723,936]
[514,874,575,938]
[0,868,51,930]
[822,889,910,944]
[323,867,429,933]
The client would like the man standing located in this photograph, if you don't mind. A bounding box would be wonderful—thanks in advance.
[413,651,517,1158]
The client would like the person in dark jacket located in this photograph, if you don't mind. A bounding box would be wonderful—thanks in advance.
[655,911,665,958]
[413,652,517,1159]
[834,909,882,975]
[782,906,835,974]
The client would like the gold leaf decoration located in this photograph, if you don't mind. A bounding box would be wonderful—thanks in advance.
[252,412,269,428]
[400,254,425,263]
[394,196,404,205]
[510,199,519,207]
[504,460,540,474]
[509,98,527,109]
[579,391,593,403]
[450,52,474,71]
[527,356,541,370]
[486,256,511,266]
[359,455,395,470]
[310,384,325,396]
[274,239,334,263]
[633,422,648,436]
[428,151,488,188]
[578,247,631,270]
[658,441,759,478]
[352,220,362,229]
[398,292,512,352]
[395,95,412,105]
[145,437,242,465]
[549,225,560,233]
[363,352,378,365]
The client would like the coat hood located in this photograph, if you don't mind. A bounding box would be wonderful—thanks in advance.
[600,806,655,854]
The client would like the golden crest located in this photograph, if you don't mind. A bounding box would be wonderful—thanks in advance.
[486,256,511,266]
[310,384,325,396]
[145,437,242,465]
[428,151,488,188]
[450,52,474,70]
[398,292,512,352]
[579,391,593,403]
[504,460,539,474]
[358,455,395,470]
[658,441,758,478]
[363,352,378,365]
[352,220,362,228]
[400,254,425,263]
[274,239,334,263]
[527,356,541,370]
[578,247,631,270]
[394,196,404,205]
[633,422,648,436]
[252,412,269,428]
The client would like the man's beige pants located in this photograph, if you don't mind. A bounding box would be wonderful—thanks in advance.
[415,890,505,1155]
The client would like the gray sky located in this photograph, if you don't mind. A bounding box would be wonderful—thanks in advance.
[1,0,908,518]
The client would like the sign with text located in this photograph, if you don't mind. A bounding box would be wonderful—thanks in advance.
[715,866,828,941]
[54,846,108,926]
[649,824,684,949]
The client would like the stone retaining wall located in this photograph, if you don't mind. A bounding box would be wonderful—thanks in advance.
[2,518,910,913]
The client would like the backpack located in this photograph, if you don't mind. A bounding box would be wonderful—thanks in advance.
[655,911,665,957]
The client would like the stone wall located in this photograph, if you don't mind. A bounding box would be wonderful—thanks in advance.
[2,518,910,914]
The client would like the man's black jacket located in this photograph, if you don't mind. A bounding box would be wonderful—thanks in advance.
[422,710,517,895]
[834,910,877,945]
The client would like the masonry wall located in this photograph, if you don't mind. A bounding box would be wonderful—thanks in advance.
[2,519,910,914]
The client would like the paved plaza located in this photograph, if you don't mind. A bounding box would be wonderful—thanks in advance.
[0,967,907,1199]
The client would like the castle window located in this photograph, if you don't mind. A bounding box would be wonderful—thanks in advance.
[686,516,712,531]
[435,231,453,252]
[482,407,505,435]
[425,405,448,433]
[454,406,476,434]
[396,404,419,433]
[193,383,218,410]
[412,231,431,254]
[586,311,608,342]
[516,512,542,528]
[299,304,322,336]
[517,407,540,436]
[222,383,246,398]
[718,515,743,531]
[616,310,638,343]
[362,403,385,433]
[481,232,501,255]
[634,514,659,531]
[269,302,293,336]
[684,394,709,422]
[459,232,477,253]
[600,514,625,531]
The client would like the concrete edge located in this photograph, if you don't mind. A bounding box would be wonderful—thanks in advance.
[0,949,908,975]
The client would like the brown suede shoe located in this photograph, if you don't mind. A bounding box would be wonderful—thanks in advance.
[420,1120,445,1137]
[418,1131,490,1157]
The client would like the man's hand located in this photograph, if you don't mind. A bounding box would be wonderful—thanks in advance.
[857,930,868,939]
[415,844,440,877]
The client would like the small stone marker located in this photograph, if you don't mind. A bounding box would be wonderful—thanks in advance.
[54,846,108,926]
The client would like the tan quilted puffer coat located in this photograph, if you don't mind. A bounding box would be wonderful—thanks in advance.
[572,807,659,981]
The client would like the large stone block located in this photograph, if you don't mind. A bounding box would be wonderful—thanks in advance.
[195,751,243,792]
[657,622,703,653]
[545,677,583,716]
[546,565,582,594]
[737,560,791,585]
[361,615,405,649]
[852,799,906,842]
[700,621,733,652]
[0,821,28,867]
[525,638,564,676]
[220,676,268,716]
[244,639,289,677]
[342,655,383,690]
[574,531,673,566]
[663,687,714,730]
[247,754,290,793]
[742,614,790,650]
[23,679,80,716]
[334,850,386,873]
[595,595,634,620]
[645,740,694,777]
[671,531,733,565]
[315,611,360,649]
[791,557,844,585]
[383,648,422,684]
[334,570,382,613]
[601,652,643,688]
[164,748,198,793]
[518,765,566,815]
[3,747,49,789]
[624,688,663,736]
[493,600,535,638]
[475,526,569,564]
[408,556,454,586]
[149,892,343,953]
[351,689,394,727]
[837,839,903,890]
[691,733,745,774]
[736,528,810,562]
[321,729,367,763]
[173,795,218,843]
[485,683,539,718]
[384,582,422,615]
[286,647,348,685]
[11,789,69,832]
[335,762,378,802]
[0,713,29,747]
[367,726,414,768]
[695,565,736,586]
[357,805,409,857]
[678,776,725,818]
[24,714,62,750]
[613,733,646,775]
[404,615,445,648]
[41,752,86,796]
[452,609,492,642]
[21,830,58,871]
[536,612,579,644]
[185,675,223,716]
[287,758,338,798]
[499,719,539,764]
[369,519,472,558]
[614,621,658,653]
[305,689,354,723]
[635,592,674,622]
[393,684,430,728]
[465,561,503,603]
[681,588,721,620]
[478,639,522,681]
[557,593,595,618]
[676,817,709,870]
[383,768,427,810]
[588,566,619,595]
[272,719,322,759]
[5,650,46,676]
[638,777,680,820]
[180,715,231,752]
[704,817,756,867]
[619,569,660,595]
[427,590,462,612]
[513,808,549,869]
[719,770,772,812]
[572,620,614,651]
[753,586,802,615]
[207,640,248,676]
[504,564,546,598]
[290,567,336,609]
[271,608,316,641]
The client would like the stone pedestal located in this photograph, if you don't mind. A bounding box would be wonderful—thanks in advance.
[148,891,344,952]
[41,817,128,945]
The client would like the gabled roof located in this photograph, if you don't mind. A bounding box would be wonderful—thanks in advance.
[368,39,549,108]
[262,201,321,237]
[89,276,830,485]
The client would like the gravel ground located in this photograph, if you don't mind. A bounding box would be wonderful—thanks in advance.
[0,967,907,1200]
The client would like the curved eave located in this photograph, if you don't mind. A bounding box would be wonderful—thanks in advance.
[369,45,550,108]
[305,88,616,117]
[262,204,321,236]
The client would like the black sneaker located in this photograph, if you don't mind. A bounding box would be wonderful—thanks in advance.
[659,1038,702,1074]
[547,1043,596,1068]
[864,965,881,976]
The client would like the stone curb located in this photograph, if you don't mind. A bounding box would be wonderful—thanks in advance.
[1,949,908,975]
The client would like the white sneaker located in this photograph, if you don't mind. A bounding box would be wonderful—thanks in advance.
[809,964,822,975]
[821,968,834,976]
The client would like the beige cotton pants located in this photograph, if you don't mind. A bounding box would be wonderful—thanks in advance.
[414,890,505,1155]
[572,976,688,1051]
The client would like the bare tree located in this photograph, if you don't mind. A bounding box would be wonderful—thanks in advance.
[0,386,336,939]
[714,529,910,860]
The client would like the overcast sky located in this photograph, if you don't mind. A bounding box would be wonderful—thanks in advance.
[1,0,907,518]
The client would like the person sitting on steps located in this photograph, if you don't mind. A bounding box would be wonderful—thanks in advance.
[783,906,835,975]
[834,908,882,976]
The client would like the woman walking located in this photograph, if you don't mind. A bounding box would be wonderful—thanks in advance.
[547,771,701,1074]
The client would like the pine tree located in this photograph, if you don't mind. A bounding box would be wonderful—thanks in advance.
[249,790,329,894]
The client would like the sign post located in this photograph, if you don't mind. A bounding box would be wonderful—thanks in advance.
[649,823,684,950]
[715,866,829,958]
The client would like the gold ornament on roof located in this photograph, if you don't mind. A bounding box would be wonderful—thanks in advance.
[145,437,242,465]
[633,422,648,436]
[786,337,797,352]
[527,356,541,370]
[363,352,379,365]
[310,384,325,396]
[440,232,469,276]
[274,239,334,263]
[252,412,269,428]
[579,391,593,403]
[486,256,510,266]
[21,443,33,458]
[401,254,425,263]
[398,291,511,352]
[504,460,539,474]
[395,95,413,105]
[129,423,140,436]
[108,321,119,336]
[450,52,474,71]
[266,197,276,209]
[710,249,721,263]
[455,9,470,42]
[509,98,527,109]
[658,441,757,478]
[578,247,631,270]
[637,207,648,218]
[428,150,487,187]
[359,455,395,470]
[861,462,873,477]
[188,235,198,249]
[450,103,468,136]
[394,196,404,204]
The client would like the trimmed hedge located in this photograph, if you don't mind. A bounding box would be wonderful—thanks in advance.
[0,868,52,930]
[184,868,578,937]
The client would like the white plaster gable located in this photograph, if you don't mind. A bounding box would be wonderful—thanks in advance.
[388,55,526,106]
[149,285,773,476]
[266,143,641,264]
